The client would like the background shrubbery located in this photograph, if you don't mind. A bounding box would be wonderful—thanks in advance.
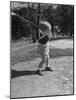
[11,2,74,42]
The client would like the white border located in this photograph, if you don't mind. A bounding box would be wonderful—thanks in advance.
[10,0,76,5]
[0,0,76,100]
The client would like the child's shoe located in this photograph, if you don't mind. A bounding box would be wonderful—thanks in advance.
[36,70,43,76]
[45,67,53,71]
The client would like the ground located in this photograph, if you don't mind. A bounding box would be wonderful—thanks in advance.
[11,39,74,98]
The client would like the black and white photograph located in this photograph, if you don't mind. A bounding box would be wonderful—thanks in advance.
[10,1,74,99]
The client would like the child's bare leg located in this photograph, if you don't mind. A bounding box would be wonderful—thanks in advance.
[45,54,53,71]
[46,54,50,67]
[38,55,45,69]
[36,54,45,75]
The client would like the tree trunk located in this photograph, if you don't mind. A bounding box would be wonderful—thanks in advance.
[27,3,36,43]
[36,3,41,40]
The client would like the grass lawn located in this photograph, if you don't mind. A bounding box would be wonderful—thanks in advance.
[10,39,74,98]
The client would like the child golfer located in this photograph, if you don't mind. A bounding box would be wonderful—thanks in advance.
[36,21,53,75]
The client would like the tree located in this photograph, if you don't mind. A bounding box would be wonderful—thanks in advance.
[57,5,74,36]
[11,2,74,40]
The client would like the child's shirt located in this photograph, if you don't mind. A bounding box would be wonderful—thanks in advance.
[38,31,50,56]
[39,35,49,44]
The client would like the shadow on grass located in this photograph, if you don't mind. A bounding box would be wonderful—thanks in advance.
[11,68,54,79]
[11,70,39,79]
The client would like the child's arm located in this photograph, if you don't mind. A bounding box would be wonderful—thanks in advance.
[38,30,47,40]
[37,30,49,44]
[39,34,46,40]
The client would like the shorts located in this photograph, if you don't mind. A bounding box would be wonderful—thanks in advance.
[37,42,50,56]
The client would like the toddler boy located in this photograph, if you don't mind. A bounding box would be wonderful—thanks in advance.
[36,21,53,75]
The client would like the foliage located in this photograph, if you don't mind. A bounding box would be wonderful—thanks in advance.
[11,2,74,41]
